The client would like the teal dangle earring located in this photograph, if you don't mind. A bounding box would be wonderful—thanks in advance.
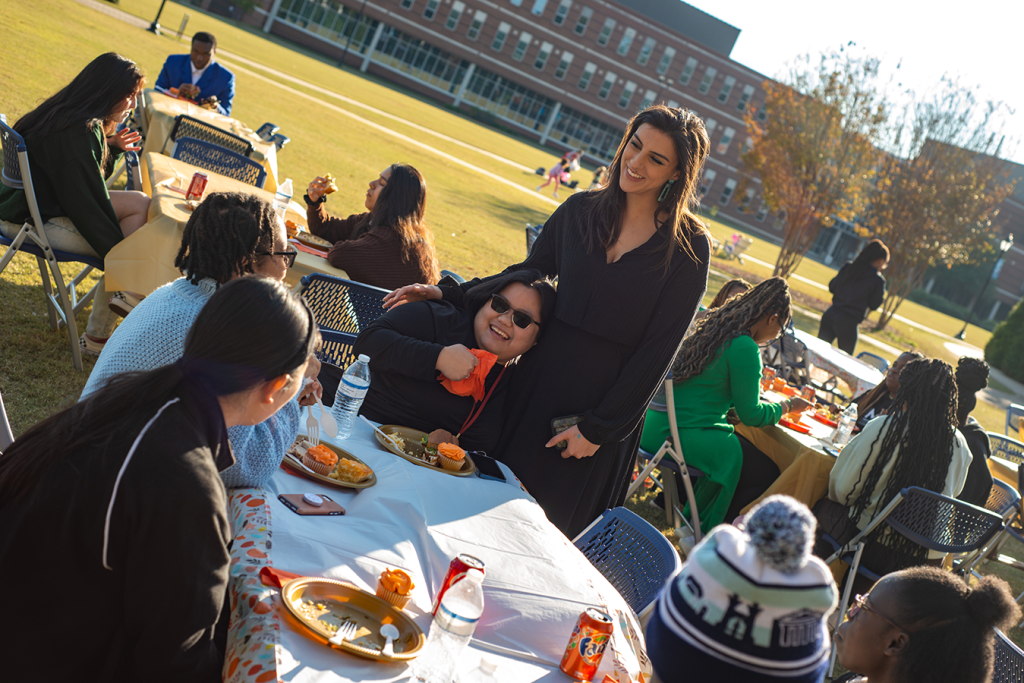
[658,179,675,202]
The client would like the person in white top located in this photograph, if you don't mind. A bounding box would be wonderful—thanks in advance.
[813,358,972,583]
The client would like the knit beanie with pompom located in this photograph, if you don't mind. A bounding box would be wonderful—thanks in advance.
[646,495,839,683]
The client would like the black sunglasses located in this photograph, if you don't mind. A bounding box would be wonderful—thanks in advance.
[258,250,298,267]
[490,294,539,329]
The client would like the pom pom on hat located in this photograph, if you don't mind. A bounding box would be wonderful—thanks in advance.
[744,495,816,574]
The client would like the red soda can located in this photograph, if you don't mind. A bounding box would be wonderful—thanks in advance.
[431,553,485,616]
[560,608,614,681]
[186,172,209,201]
[801,386,816,402]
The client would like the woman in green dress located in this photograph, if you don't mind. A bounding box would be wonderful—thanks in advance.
[640,277,810,532]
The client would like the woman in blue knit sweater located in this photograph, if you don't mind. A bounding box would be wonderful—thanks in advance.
[82,193,320,487]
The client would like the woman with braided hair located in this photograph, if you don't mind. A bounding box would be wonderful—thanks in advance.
[954,356,993,506]
[81,192,320,488]
[814,358,972,580]
[850,351,925,432]
[834,566,1020,683]
[641,277,812,531]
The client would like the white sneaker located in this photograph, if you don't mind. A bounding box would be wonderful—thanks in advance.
[553,192,559,199]
[109,291,142,318]
[535,185,542,192]
[79,333,107,357]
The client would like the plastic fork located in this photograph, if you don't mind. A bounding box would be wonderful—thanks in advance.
[306,405,320,447]
[329,620,358,646]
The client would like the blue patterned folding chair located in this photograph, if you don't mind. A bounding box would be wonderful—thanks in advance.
[0,118,103,371]
[164,114,254,157]
[573,506,682,620]
[525,223,541,255]
[172,137,267,189]
[1006,404,1024,438]
[298,273,389,334]
[270,133,291,151]
[856,351,890,373]
[992,628,1024,683]
[255,123,280,141]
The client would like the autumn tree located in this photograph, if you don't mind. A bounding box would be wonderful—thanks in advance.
[864,79,1016,330]
[742,47,888,278]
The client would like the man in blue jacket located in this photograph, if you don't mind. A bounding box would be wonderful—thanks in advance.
[155,32,235,116]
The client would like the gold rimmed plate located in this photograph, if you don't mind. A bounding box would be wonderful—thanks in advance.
[281,577,424,661]
[283,437,377,489]
[295,232,334,250]
[374,425,477,477]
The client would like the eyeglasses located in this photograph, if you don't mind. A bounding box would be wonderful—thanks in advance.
[489,294,539,329]
[258,250,298,267]
[848,594,907,634]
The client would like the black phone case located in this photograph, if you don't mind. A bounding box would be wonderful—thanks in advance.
[550,414,584,450]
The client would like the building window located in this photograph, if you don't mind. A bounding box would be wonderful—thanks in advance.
[373,26,471,95]
[698,67,717,94]
[720,178,737,205]
[679,56,697,85]
[423,0,439,20]
[445,1,464,30]
[462,65,557,132]
[531,0,547,15]
[491,21,510,50]
[738,188,755,212]
[578,61,596,90]
[737,84,755,111]
[755,203,769,221]
[400,0,414,9]
[699,169,716,196]
[742,136,753,155]
[717,126,735,154]
[552,0,571,25]
[276,0,379,52]
[550,105,623,160]
[617,27,636,56]
[639,89,657,110]
[597,17,615,45]
[573,7,592,35]
[756,102,767,122]
[717,75,735,103]
[618,80,637,108]
[598,71,617,99]
[666,99,679,108]
[637,37,656,66]
[534,41,552,70]
[509,0,522,5]
[466,10,486,39]
[512,32,532,61]
[554,51,574,80]
[774,209,787,229]
[705,118,717,135]
[657,47,675,75]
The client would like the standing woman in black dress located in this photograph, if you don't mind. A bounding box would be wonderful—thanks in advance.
[384,105,711,537]
[818,239,889,354]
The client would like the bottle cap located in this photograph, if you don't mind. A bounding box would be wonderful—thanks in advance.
[358,354,370,363]
[303,492,323,507]
[465,568,484,584]
[479,656,498,674]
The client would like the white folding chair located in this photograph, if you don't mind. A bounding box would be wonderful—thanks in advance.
[1006,404,1024,437]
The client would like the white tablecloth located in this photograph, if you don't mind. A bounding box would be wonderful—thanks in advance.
[261,417,643,682]
[794,329,885,397]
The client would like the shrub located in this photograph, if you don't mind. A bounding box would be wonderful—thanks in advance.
[986,298,1024,382]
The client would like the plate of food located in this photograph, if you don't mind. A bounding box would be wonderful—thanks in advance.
[296,232,334,250]
[281,577,424,662]
[373,425,477,477]
[809,409,838,428]
[283,436,376,489]
[778,417,811,434]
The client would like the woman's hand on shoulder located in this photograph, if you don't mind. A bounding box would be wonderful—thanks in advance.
[307,177,329,204]
[436,344,479,381]
[546,425,600,459]
[383,284,442,310]
[107,127,142,153]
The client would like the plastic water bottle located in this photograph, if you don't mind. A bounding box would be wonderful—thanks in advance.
[273,177,293,219]
[461,657,498,683]
[831,403,859,448]
[411,569,485,683]
[332,354,370,440]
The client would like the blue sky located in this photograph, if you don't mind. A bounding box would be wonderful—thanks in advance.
[690,0,1024,165]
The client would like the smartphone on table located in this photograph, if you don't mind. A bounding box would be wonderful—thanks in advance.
[471,452,507,483]
[278,493,346,516]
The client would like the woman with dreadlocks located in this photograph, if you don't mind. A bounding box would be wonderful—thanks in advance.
[304,163,440,289]
[818,239,889,354]
[641,277,811,531]
[381,105,712,537]
[850,351,924,432]
[814,358,972,580]
[80,192,320,488]
[954,356,993,506]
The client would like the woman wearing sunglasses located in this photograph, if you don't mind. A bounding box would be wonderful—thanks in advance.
[81,193,318,489]
[834,566,1019,683]
[640,277,810,532]
[355,270,555,453]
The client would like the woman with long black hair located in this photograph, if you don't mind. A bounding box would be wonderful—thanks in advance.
[384,105,712,537]
[850,350,924,431]
[818,239,889,354]
[304,163,440,289]
[813,358,973,578]
[0,52,151,355]
[954,356,993,506]
[0,277,319,681]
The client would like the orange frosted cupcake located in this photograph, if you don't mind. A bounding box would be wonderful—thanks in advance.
[303,443,338,475]
[437,442,467,471]
[376,568,415,609]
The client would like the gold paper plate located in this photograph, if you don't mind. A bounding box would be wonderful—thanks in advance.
[284,437,377,489]
[374,425,477,477]
[296,232,334,249]
[281,577,424,661]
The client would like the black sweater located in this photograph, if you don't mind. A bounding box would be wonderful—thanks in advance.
[828,262,886,323]
[958,419,994,507]
[354,299,509,453]
[0,381,233,682]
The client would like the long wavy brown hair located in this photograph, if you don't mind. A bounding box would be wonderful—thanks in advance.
[709,278,752,309]
[672,277,791,382]
[580,105,711,271]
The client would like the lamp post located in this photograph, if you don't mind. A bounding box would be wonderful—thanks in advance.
[954,234,1014,340]
[339,0,370,69]
[147,0,168,34]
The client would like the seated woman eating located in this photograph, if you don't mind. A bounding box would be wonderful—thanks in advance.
[0,277,320,682]
[850,350,924,431]
[954,356,993,507]
[354,269,556,453]
[813,358,972,582]
[304,164,440,289]
[640,277,811,533]
[81,193,319,488]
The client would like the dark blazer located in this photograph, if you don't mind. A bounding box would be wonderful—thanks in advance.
[155,55,235,115]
